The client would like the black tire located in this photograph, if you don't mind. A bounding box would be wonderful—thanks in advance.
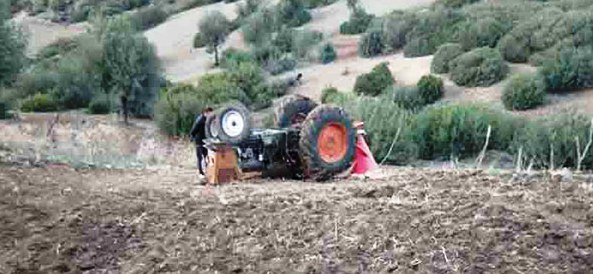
[299,105,356,181]
[215,103,251,145]
[205,114,218,139]
[274,95,318,128]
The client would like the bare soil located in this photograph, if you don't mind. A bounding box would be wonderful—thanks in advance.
[2,164,593,273]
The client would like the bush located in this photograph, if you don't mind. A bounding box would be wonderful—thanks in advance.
[321,86,339,103]
[37,37,79,60]
[389,86,424,110]
[502,74,546,111]
[449,47,508,87]
[431,43,464,74]
[319,43,337,64]
[438,0,480,8]
[353,62,394,96]
[0,15,27,86]
[339,8,374,35]
[539,46,593,92]
[277,0,312,27]
[88,94,113,114]
[198,73,249,105]
[21,93,59,112]
[403,8,465,57]
[0,96,10,119]
[131,5,168,30]
[411,104,520,159]
[220,48,254,68]
[455,18,506,51]
[358,31,384,57]
[264,54,297,75]
[381,11,416,52]
[242,8,278,45]
[512,113,593,169]
[292,29,323,59]
[338,96,416,164]
[273,27,295,53]
[227,62,265,100]
[155,85,207,136]
[417,75,444,104]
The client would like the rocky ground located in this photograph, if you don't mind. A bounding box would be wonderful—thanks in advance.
[2,163,593,273]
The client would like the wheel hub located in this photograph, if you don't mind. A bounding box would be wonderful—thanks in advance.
[221,110,245,138]
[317,122,348,163]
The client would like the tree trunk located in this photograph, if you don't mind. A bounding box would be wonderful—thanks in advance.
[214,46,219,67]
[121,95,129,125]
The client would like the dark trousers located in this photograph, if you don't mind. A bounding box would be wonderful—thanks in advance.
[196,145,208,175]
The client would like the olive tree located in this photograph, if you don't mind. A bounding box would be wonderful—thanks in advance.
[0,2,26,87]
[102,15,161,123]
[198,11,231,66]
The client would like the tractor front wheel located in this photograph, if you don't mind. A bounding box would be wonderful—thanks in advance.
[299,105,356,181]
[274,95,318,128]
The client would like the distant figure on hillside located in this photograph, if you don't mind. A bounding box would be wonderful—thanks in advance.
[190,107,214,176]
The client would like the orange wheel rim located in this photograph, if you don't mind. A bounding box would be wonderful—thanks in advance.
[317,122,348,163]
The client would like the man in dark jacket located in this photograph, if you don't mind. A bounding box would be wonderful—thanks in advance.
[190,107,213,175]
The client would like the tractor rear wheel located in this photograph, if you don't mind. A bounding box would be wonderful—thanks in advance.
[274,95,318,128]
[213,102,251,145]
[299,105,356,181]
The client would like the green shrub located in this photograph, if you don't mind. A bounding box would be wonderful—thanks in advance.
[403,8,465,57]
[321,86,339,103]
[50,55,100,109]
[242,8,278,45]
[381,11,416,52]
[155,85,207,136]
[198,73,249,105]
[411,104,520,159]
[339,96,416,164]
[389,86,424,110]
[37,37,79,60]
[431,43,464,74]
[417,75,444,104]
[358,31,384,57]
[21,93,59,112]
[227,62,265,100]
[449,47,508,87]
[353,62,394,96]
[539,46,593,92]
[273,27,295,53]
[292,29,323,59]
[319,43,337,64]
[220,48,254,68]
[0,14,27,86]
[512,113,593,169]
[340,8,375,35]
[88,94,113,114]
[0,96,10,119]
[502,74,546,111]
[264,54,297,75]
[131,5,168,30]
[438,0,480,8]
[455,18,506,50]
[277,0,312,27]
[303,0,337,8]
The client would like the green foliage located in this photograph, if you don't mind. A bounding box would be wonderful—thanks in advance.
[353,62,394,96]
[131,5,168,30]
[339,96,416,165]
[50,54,100,109]
[417,75,444,104]
[321,86,339,103]
[193,32,206,48]
[449,47,508,87]
[358,31,384,57]
[103,15,161,117]
[273,27,295,53]
[403,8,465,57]
[339,8,374,35]
[199,10,231,65]
[539,46,593,92]
[431,43,464,74]
[319,43,337,64]
[512,113,593,169]
[220,48,254,68]
[21,93,59,112]
[88,93,113,114]
[0,13,27,86]
[303,0,337,8]
[410,104,519,159]
[381,11,416,52]
[502,74,546,110]
[455,18,506,50]
[155,84,205,136]
[389,86,425,110]
[277,0,311,27]
[292,29,323,59]
[227,62,264,100]
[265,54,297,75]
[242,8,278,45]
[197,73,249,104]
[37,37,79,60]
[438,0,480,8]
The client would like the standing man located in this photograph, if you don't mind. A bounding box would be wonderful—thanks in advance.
[190,107,214,176]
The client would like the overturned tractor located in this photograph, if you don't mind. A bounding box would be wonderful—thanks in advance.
[204,95,357,181]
